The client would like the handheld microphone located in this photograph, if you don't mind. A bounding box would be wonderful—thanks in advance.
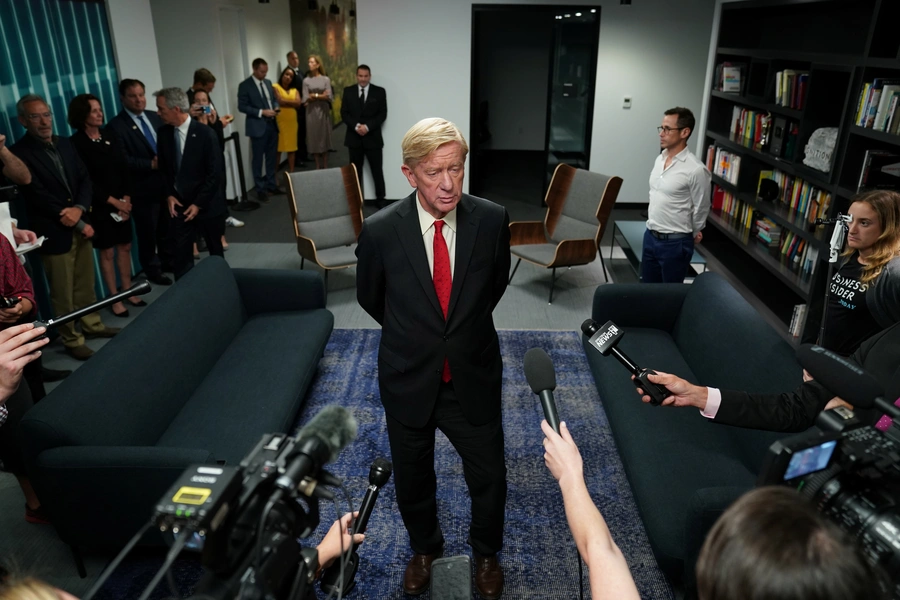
[796,344,899,421]
[33,281,151,333]
[275,405,358,495]
[815,215,851,226]
[524,348,560,433]
[581,319,670,406]
[319,458,393,596]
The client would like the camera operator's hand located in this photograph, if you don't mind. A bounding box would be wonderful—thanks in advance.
[317,512,365,570]
[0,298,32,323]
[0,323,48,403]
[632,371,708,410]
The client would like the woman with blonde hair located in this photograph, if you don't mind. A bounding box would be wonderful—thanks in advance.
[301,54,333,169]
[820,189,900,355]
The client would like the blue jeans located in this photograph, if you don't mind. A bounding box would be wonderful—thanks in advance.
[250,120,278,192]
[640,229,694,283]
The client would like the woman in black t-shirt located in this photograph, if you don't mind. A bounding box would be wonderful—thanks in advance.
[821,189,900,354]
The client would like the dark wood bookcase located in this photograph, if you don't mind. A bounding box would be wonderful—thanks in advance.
[701,0,900,343]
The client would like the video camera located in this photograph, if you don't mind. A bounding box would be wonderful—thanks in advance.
[759,345,900,597]
[82,405,359,600]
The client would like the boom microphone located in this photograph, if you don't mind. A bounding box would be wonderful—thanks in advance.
[524,348,560,433]
[796,344,899,421]
[581,318,670,406]
[34,281,151,332]
[275,405,358,495]
[320,457,393,596]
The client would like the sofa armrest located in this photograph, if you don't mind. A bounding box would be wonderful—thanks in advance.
[29,446,213,548]
[233,268,326,315]
[681,486,748,595]
[591,283,689,331]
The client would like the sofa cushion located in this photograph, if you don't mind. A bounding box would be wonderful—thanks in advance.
[156,309,334,463]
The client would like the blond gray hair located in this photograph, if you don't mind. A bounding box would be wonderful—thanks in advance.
[401,118,469,168]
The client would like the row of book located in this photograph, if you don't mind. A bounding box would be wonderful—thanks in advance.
[856,149,900,191]
[777,230,818,277]
[757,170,832,224]
[755,216,782,247]
[728,106,769,151]
[854,78,900,134]
[712,187,753,231]
[713,61,746,94]
[774,70,809,109]
[706,145,741,184]
[789,304,808,339]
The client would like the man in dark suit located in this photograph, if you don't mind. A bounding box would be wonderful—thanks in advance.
[107,78,173,286]
[286,51,307,168]
[356,118,510,599]
[153,88,227,280]
[11,94,119,361]
[237,58,281,203]
[633,322,900,432]
[341,64,387,207]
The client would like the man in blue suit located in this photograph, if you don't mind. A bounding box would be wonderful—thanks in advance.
[107,79,173,286]
[237,58,281,203]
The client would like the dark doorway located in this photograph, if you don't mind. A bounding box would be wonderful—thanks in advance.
[470,5,600,211]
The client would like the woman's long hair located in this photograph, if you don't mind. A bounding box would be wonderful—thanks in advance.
[308,54,326,77]
[843,189,900,285]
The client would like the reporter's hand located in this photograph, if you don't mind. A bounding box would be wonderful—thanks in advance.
[82,224,94,239]
[167,196,183,218]
[11,226,37,246]
[0,323,49,401]
[541,420,583,488]
[0,298,31,323]
[262,109,277,118]
[632,371,707,409]
[189,104,203,118]
[118,210,130,222]
[120,195,132,213]
[183,204,200,222]
[317,512,365,569]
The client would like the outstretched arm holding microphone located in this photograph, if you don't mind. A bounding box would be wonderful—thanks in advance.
[540,420,640,600]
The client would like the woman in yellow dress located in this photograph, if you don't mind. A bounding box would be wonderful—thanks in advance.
[273,67,301,173]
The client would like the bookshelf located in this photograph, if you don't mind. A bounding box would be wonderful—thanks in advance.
[701,0,900,344]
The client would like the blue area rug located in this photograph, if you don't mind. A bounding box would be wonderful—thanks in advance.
[96,329,672,599]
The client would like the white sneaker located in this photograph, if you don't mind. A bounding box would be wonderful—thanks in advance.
[226,216,245,228]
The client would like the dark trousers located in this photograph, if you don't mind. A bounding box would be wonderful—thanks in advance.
[385,382,507,557]
[639,229,695,283]
[0,381,33,475]
[349,146,386,200]
[133,196,173,274]
[172,213,226,280]
[250,120,278,193]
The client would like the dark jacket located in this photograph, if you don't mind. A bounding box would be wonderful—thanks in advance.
[156,118,226,220]
[356,192,510,428]
[340,83,387,149]
[106,109,166,202]
[10,134,91,255]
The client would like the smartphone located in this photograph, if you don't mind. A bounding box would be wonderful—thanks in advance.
[430,556,471,600]
[111,213,124,223]
[201,105,212,114]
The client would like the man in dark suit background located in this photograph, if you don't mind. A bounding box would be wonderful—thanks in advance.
[341,64,387,207]
[107,78,173,286]
[11,94,118,361]
[356,118,510,599]
[286,51,307,168]
[153,88,227,280]
[237,58,281,203]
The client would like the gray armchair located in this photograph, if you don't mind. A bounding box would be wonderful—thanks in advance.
[508,164,623,303]
[286,165,364,296]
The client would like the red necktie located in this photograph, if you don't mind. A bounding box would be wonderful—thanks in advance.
[433,220,452,382]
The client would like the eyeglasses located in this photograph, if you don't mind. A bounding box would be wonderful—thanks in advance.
[26,112,52,122]
[657,126,686,134]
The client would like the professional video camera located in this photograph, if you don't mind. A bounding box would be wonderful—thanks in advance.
[82,405,360,600]
[758,345,900,597]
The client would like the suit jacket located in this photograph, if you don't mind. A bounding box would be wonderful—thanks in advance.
[106,109,165,201]
[237,76,279,139]
[10,134,92,255]
[714,323,900,432]
[156,118,226,220]
[356,192,511,428]
[341,84,387,149]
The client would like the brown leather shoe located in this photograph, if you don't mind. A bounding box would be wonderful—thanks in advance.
[474,556,504,599]
[65,344,94,361]
[403,552,441,596]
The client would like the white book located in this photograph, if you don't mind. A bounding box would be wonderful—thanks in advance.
[874,86,900,131]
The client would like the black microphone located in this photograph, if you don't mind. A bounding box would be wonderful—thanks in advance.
[275,405,358,495]
[319,458,393,596]
[796,344,899,420]
[524,348,560,433]
[33,281,151,333]
[581,318,670,406]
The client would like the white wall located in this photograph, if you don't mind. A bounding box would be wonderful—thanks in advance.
[149,0,294,190]
[358,0,716,202]
[105,0,163,96]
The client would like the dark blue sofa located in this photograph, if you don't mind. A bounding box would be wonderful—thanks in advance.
[582,272,806,591]
[20,257,333,552]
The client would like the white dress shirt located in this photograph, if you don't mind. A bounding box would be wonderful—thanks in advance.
[175,115,191,157]
[415,193,457,278]
[646,147,711,236]
[125,108,157,143]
